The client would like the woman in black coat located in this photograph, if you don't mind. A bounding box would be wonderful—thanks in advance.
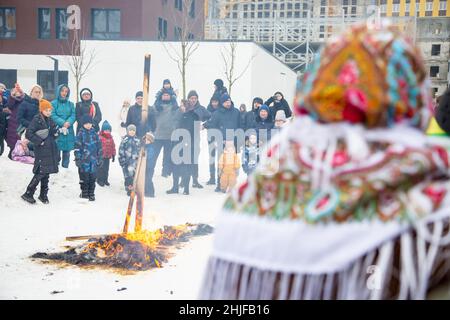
[22,100,60,204]
[76,88,102,133]
[265,91,292,119]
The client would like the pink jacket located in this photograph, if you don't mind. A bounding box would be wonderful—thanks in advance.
[12,141,34,165]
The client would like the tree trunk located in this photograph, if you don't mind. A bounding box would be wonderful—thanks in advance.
[182,43,187,100]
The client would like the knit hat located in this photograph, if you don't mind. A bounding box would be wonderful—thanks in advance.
[188,90,198,99]
[127,124,136,133]
[214,79,224,88]
[296,24,431,128]
[163,79,171,86]
[210,94,220,102]
[80,88,93,102]
[81,114,93,125]
[252,97,263,106]
[220,93,231,105]
[135,91,143,98]
[259,104,269,114]
[101,120,112,131]
[39,99,52,112]
[275,110,287,122]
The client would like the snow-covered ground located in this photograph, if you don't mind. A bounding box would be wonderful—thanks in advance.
[0,131,233,300]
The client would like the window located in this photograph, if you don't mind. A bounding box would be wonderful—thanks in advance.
[188,33,194,40]
[0,69,17,88]
[56,8,68,39]
[175,0,182,11]
[189,0,195,19]
[38,8,51,39]
[320,7,326,16]
[158,17,167,40]
[0,7,15,39]
[174,26,182,40]
[430,66,439,78]
[351,7,356,15]
[392,4,400,12]
[426,1,433,11]
[37,70,68,101]
[92,9,121,39]
[343,0,348,5]
[431,44,441,56]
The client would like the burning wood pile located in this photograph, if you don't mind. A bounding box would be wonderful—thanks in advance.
[32,224,213,271]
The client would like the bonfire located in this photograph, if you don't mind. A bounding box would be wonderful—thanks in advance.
[32,224,213,271]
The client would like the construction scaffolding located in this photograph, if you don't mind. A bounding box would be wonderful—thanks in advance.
[205,0,417,72]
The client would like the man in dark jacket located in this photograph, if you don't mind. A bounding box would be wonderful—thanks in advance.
[204,93,242,192]
[436,87,450,135]
[187,90,210,189]
[206,94,221,185]
[255,104,275,145]
[22,100,60,204]
[265,91,292,119]
[125,91,157,197]
[212,79,228,101]
[76,88,102,133]
[149,89,179,178]
[242,97,263,131]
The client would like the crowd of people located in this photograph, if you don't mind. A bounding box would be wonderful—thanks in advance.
[0,78,293,204]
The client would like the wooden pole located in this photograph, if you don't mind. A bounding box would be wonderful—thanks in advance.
[134,54,151,232]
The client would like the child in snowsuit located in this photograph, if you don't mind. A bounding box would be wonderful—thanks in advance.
[218,141,241,193]
[21,100,60,204]
[12,136,34,165]
[118,124,141,196]
[97,120,116,186]
[74,114,102,201]
[242,134,259,176]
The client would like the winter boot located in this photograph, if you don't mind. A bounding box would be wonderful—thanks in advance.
[104,181,110,186]
[88,174,96,201]
[79,173,89,199]
[97,180,105,187]
[21,175,40,204]
[192,178,203,189]
[38,175,50,204]
[206,176,216,185]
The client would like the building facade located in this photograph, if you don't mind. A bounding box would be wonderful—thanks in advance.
[0,0,205,55]
[378,0,450,17]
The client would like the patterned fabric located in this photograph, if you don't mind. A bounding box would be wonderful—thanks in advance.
[118,135,141,180]
[296,24,432,128]
[99,130,116,159]
[74,127,102,173]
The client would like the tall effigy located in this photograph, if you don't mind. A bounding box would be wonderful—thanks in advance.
[200,23,450,300]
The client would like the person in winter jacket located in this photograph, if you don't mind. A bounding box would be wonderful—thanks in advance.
[17,85,43,136]
[167,91,210,195]
[12,136,34,165]
[4,84,25,159]
[118,124,141,195]
[218,141,241,193]
[97,120,116,187]
[274,110,287,129]
[206,94,221,185]
[125,91,157,197]
[242,97,263,131]
[0,83,8,156]
[74,114,102,201]
[153,79,178,109]
[51,84,76,168]
[212,79,228,100]
[242,134,259,176]
[76,88,102,133]
[186,90,210,189]
[149,88,179,178]
[204,93,242,192]
[21,100,60,204]
[255,104,275,145]
[435,87,450,135]
[265,91,292,119]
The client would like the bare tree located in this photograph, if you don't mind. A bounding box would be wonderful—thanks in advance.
[61,29,97,102]
[162,0,202,100]
[220,41,255,96]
